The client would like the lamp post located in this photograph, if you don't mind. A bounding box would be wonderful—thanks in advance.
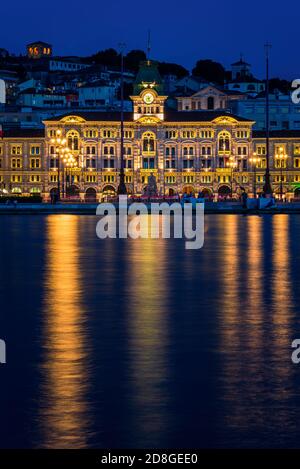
[226,157,237,199]
[263,43,273,196]
[249,152,261,198]
[275,146,288,201]
[50,130,68,201]
[62,153,76,198]
[117,43,127,195]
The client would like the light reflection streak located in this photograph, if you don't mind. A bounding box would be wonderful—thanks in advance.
[38,215,92,448]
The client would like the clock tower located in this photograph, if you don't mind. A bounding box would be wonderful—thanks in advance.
[130,60,168,122]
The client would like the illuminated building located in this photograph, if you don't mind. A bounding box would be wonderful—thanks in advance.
[27,41,52,59]
[1,61,300,201]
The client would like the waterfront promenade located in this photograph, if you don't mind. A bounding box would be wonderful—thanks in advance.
[1,201,300,214]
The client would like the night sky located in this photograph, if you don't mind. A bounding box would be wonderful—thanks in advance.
[1,0,299,79]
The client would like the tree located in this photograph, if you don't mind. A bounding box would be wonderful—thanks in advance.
[89,48,120,67]
[158,62,189,79]
[192,59,226,85]
[269,78,291,94]
[125,50,146,72]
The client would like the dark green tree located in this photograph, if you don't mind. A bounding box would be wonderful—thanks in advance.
[125,50,147,72]
[158,62,189,79]
[192,59,226,85]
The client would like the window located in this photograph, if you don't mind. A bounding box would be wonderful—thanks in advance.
[256,145,266,155]
[236,130,249,139]
[67,130,79,151]
[30,158,41,169]
[294,145,300,155]
[183,159,194,169]
[182,130,195,139]
[183,146,194,156]
[30,146,40,155]
[103,158,115,169]
[165,130,177,139]
[86,175,97,183]
[11,175,22,182]
[199,130,213,139]
[86,158,96,169]
[165,146,176,157]
[103,146,115,156]
[86,146,96,155]
[124,130,133,139]
[218,131,230,153]
[201,146,212,156]
[207,96,214,110]
[11,145,22,155]
[30,175,41,183]
[11,158,22,169]
[183,175,194,183]
[165,176,176,184]
[143,157,155,169]
[237,146,247,156]
[142,132,155,154]
[294,158,300,168]
[84,129,98,138]
[102,129,116,138]
[124,146,132,156]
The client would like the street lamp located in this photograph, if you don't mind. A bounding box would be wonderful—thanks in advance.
[226,157,238,199]
[249,152,261,198]
[50,130,68,201]
[62,153,76,198]
[117,43,127,195]
[275,146,288,201]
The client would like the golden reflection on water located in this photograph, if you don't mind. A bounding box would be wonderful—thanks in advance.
[39,215,91,448]
[220,215,293,437]
[126,217,170,443]
[271,216,293,406]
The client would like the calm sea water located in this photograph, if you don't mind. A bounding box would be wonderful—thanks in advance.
[1,214,300,448]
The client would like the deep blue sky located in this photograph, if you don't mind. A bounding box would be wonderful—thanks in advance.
[1,0,299,79]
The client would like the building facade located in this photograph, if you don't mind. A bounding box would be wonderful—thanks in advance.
[1,61,300,201]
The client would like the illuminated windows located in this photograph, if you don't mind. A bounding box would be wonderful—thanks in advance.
[11,158,22,169]
[67,130,79,151]
[142,132,156,154]
[11,145,22,155]
[218,131,231,153]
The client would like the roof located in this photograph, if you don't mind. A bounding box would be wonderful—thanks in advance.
[231,59,251,66]
[253,130,300,139]
[44,110,253,123]
[2,129,45,138]
[27,41,52,47]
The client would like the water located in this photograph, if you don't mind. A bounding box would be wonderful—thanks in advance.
[1,214,300,448]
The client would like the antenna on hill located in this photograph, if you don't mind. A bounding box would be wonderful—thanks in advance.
[147,30,151,63]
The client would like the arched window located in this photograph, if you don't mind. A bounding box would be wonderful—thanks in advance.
[207,96,214,110]
[67,130,79,151]
[218,131,231,153]
[142,132,155,154]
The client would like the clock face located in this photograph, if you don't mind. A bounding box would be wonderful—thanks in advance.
[143,92,154,104]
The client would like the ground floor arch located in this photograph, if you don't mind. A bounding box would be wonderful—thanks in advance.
[66,184,80,197]
[85,187,97,202]
[11,187,22,194]
[182,185,194,196]
[218,185,231,198]
[199,188,213,199]
[295,187,300,198]
[102,185,116,200]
